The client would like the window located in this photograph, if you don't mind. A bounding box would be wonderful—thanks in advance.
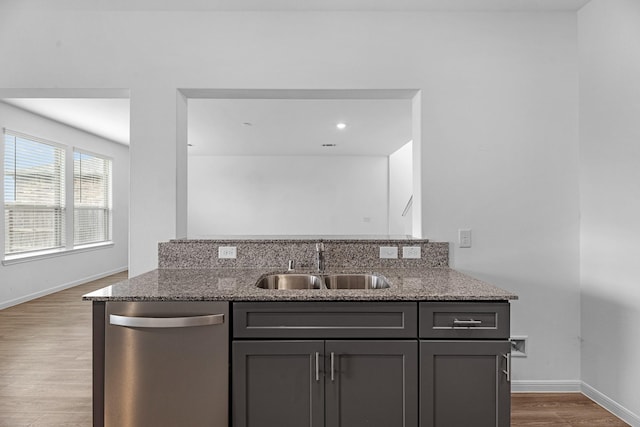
[2,129,114,260]
[3,132,66,256]
[74,151,112,245]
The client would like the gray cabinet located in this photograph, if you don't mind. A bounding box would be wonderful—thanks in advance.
[325,340,418,427]
[232,301,419,427]
[232,301,511,427]
[233,339,418,427]
[418,301,511,427]
[420,340,511,427]
[233,301,417,339]
[232,340,324,427]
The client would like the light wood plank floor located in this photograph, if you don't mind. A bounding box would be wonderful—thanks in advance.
[512,394,629,426]
[0,272,630,426]
[0,272,127,427]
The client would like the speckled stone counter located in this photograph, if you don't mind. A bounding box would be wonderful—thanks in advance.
[82,267,518,302]
[158,239,449,269]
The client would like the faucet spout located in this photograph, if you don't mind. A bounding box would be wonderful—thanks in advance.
[316,242,325,273]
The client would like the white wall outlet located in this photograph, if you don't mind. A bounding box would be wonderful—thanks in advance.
[402,246,421,259]
[379,246,398,259]
[459,229,472,248]
[218,246,237,259]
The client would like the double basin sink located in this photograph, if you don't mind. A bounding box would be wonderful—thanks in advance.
[256,273,390,290]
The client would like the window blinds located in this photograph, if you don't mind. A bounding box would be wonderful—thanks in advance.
[3,132,66,255]
[74,151,112,246]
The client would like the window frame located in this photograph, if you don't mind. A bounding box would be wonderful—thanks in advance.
[73,148,113,248]
[2,129,114,264]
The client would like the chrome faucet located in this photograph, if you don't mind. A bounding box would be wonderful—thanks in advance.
[316,242,325,273]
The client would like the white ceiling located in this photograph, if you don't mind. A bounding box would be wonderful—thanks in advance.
[188,98,412,157]
[2,98,130,146]
[3,0,591,11]
[2,97,413,156]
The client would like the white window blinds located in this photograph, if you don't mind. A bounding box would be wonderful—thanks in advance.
[3,132,66,255]
[74,151,112,246]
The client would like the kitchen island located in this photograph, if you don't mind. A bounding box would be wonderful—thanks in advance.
[84,239,517,427]
[84,266,517,302]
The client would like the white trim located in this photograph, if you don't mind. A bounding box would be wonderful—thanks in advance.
[4,128,68,150]
[511,380,582,393]
[0,266,127,310]
[0,88,130,99]
[179,88,419,100]
[582,382,640,427]
[65,144,75,251]
[2,241,114,265]
[74,146,114,162]
[0,129,5,264]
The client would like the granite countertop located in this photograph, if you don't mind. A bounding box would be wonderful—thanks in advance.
[83,268,518,302]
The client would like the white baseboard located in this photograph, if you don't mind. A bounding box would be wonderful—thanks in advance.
[582,382,640,427]
[511,380,582,393]
[0,266,128,310]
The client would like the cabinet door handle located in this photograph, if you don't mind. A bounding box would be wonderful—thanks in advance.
[330,352,335,382]
[502,353,511,382]
[315,352,320,382]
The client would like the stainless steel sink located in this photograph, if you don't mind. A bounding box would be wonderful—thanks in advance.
[323,274,390,290]
[255,273,390,290]
[255,274,324,290]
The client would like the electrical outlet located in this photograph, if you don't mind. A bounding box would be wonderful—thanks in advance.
[218,246,237,259]
[379,246,398,259]
[402,246,421,259]
[459,229,472,248]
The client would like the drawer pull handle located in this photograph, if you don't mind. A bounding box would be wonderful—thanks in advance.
[315,352,320,382]
[453,318,482,326]
[502,353,511,382]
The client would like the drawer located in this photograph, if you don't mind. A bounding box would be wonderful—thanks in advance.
[419,302,509,339]
[233,302,417,339]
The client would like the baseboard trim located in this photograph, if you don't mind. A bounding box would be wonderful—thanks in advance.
[0,266,128,310]
[582,382,640,426]
[511,380,582,393]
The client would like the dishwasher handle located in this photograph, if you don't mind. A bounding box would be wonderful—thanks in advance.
[109,313,224,329]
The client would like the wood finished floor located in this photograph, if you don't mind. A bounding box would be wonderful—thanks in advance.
[0,272,630,427]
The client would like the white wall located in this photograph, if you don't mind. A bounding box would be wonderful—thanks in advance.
[388,141,413,236]
[0,7,580,384]
[188,155,389,236]
[579,0,640,420]
[0,102,129,308]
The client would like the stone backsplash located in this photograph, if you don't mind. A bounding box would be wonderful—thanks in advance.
[158,239,449,270]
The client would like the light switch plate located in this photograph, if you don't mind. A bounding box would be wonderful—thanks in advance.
[459,229,472,248]
[402,246,421,259]
[218,246,237,259]
[379,246,398,259]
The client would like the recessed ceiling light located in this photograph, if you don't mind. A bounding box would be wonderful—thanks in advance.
[336,122,347,130]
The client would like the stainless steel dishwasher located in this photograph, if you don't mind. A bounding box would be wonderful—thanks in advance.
[105,301,229,427]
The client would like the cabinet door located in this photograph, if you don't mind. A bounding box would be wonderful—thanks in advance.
[232,341,324,427]
[420,341,511,427]
[325,340,418,427]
